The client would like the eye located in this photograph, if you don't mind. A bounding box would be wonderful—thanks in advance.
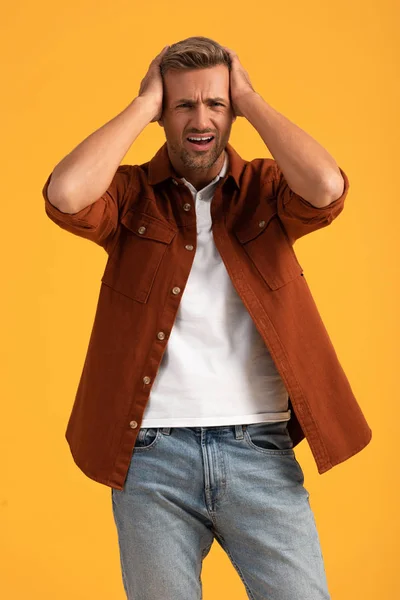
[176,102,224,108]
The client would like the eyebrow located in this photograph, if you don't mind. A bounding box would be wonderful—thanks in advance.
[174,97,227,105]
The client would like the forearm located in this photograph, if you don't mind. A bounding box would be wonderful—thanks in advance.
[47,96,156,213]
[239,92,343,206]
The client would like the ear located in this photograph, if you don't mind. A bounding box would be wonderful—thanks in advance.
[158,102,165,127]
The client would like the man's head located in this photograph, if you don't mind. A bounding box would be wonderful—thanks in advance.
[158,36,236,184]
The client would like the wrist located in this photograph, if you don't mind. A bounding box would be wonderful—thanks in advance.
[133,95,160,122]
[236,91,262,119]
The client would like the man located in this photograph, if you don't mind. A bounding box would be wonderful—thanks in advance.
[43,36,372,600]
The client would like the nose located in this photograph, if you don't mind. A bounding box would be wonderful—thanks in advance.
[190,104,212,131]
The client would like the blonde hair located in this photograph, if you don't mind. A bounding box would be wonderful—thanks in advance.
[160,36,231,76]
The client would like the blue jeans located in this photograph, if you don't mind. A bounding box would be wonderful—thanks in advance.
[111,421,331,600]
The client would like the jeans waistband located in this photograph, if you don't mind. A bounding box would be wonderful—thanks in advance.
[158,424,248,439]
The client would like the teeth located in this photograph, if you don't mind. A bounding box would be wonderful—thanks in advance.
[188,136,213,141]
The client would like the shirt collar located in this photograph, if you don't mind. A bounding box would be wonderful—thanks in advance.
[147,141,244,189]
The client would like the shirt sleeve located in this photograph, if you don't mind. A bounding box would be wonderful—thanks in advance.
[269,163,350,245]
[42,164,134,253]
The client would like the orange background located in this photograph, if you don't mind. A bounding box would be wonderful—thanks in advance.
[2,0,397,598]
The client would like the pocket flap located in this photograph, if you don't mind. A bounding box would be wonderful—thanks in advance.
[234,208,278,244]
[121,209,176,244]
[233,204,303,290]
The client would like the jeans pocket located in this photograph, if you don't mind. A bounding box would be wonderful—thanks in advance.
[134,427,162,450]
[244,421,295,455]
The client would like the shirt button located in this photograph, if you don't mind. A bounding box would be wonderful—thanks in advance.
[157,331,166,340]
[143,376,151,384]
[172,286,181,295]
[138,226,146,234]
[185,244,194,251]
[258,220,266,228]
[183,203,191,211]
[129,420,138,429]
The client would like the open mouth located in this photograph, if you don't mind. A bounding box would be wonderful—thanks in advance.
[186,135,215,150]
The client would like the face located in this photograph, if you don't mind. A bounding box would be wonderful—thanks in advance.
[158,65,236,182]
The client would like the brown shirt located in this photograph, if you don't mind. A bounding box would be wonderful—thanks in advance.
[43,142,372,490]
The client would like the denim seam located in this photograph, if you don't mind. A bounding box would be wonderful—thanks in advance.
[214,533,256,600]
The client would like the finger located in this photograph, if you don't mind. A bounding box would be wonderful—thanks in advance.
[223,46,236,57]
[155,45,170,62]
[223,47,239,67]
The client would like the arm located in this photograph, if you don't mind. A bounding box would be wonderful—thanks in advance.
[223,46,345,207]
[238,93,344,207]
[42,46,170,252]
[46,45,170,214]
[46,96,157,215]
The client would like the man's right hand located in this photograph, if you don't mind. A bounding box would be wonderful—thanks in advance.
[138,45,170,123]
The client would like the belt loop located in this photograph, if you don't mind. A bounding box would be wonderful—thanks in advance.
[234,424,246,439]
[161,427,171,435]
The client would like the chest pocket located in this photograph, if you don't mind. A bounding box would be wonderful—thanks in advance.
[234,207,303,290]
[101,208,176,303]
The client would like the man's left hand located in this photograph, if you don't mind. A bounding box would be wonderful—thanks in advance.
[223,46,257,117]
